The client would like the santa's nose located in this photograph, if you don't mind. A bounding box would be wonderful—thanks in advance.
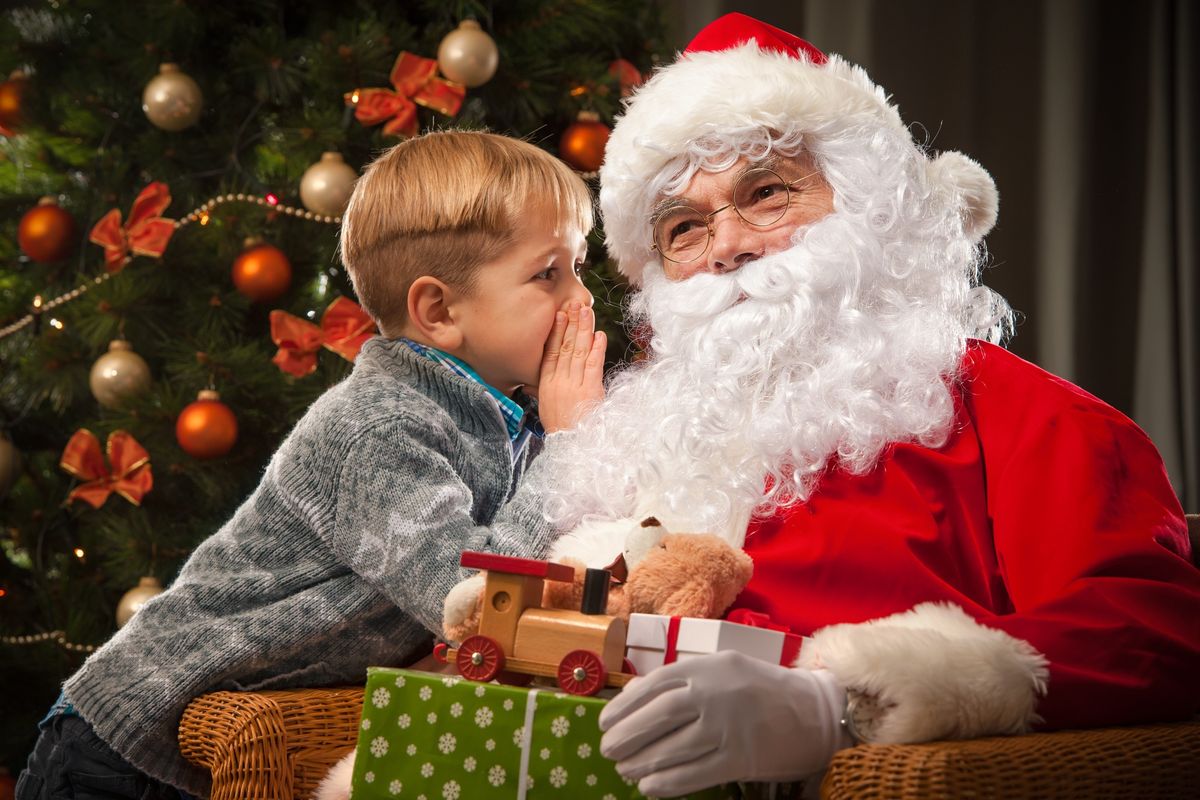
[704,214,761,275]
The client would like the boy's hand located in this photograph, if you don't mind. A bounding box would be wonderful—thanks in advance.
[537,302,607,433]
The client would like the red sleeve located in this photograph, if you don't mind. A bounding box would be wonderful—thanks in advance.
[964,342,1200,729]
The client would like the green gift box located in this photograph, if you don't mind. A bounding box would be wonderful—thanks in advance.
[349,667,736,800]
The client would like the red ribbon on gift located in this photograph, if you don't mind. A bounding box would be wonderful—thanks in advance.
[88,182,176,274]
[345,52,465,138]
[726,608,804,665]
[269,297,377,377]
[60,429,153,509]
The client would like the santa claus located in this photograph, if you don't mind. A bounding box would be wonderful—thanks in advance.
[531,12,1200,797]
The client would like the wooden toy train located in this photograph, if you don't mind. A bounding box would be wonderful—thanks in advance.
[434,551,637,696]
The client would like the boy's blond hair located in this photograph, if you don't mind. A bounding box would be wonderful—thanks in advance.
[339,130,594,336]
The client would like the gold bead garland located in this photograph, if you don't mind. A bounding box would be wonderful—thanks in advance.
[0,193,342,341]
[0,630,97,654]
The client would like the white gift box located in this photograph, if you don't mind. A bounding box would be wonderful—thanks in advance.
[624,612,805,676]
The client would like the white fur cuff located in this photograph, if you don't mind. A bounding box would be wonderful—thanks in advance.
[798,602,1049,743]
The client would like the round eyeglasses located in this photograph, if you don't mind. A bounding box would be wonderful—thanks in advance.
[651,167,816,264]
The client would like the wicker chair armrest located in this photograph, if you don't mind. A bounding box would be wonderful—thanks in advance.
[179,686,365,800]
[820,720,1200,800]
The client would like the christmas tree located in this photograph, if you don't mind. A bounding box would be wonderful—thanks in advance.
[0,0,663,773]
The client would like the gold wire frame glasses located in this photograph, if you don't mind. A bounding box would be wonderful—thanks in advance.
[650,167,816,264]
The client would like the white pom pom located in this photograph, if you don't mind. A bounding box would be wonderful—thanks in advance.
[928,151,999,243]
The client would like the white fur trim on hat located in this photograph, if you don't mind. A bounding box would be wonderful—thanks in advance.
[599,43,1000,284]
[797,602,1049,743]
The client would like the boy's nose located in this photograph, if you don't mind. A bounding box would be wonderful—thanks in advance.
[570,278,594,307]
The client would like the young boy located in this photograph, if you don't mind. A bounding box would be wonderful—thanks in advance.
[16,131,607,800]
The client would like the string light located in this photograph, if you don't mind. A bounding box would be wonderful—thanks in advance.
[72,547,85,559]
[49,318,63,330]
[0,630,97,653]
[350,90,360,104]
[0,192,341,341]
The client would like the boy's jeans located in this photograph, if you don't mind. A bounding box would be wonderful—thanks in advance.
[16,713,182,800]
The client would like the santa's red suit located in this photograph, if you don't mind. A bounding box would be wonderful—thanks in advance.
[734,339,1200,734]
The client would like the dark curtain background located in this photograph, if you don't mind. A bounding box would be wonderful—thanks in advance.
[658,0,1199,508]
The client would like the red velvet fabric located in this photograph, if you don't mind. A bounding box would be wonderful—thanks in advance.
[684,12,827,65]
[732,340,1200,729]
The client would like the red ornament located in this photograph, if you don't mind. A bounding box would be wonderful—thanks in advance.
[232,241,292,303]
[175,390,238,460]
[0,71,30,136]
[607,58,644,97]
[18,197,78,263]
[559,111,610,173]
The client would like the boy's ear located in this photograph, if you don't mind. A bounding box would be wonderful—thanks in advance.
[407,276,464,350]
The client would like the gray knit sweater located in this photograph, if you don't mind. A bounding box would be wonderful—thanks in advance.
[63,337,559,796]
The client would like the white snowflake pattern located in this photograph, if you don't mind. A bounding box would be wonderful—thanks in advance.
[442,780,460,800]
[574,704,587,717]
[419,686,433,701]
[427,711,438,724]
[406,744,417,756]
[551,716,570,737]
[539,747,550,760]
[475,706,494,728]
[437,732,457,754]
[394,675,407,688]
[418,795,426,800]
[577,743,592,759]
[389,779,402,795]
[484,739,496,751]
[441,676,461,688]
[372,687,391,708]
[586,774,597,786]
[512,727,524,746]
[364,771,375,783]
[549,766,568,788]
[420,762,434,778]
[603,794,617,800]
[369,737,389,757]
[487,765,506,787]
[474,685,486,697]
[622,776,635,786]
[502,698,514,711]
[525,776,535,790]
[397,713,411,729]
[449,702,463,718]
[361,718,371,730]
[463,757,476,773]
[554,692,568,699]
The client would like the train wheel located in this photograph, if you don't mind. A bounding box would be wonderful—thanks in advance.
[557,649,607,696]
[621,657,638,676]
[457,635,505,682]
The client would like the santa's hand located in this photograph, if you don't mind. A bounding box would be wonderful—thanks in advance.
[536,301,606,433]
[598,652,851,797]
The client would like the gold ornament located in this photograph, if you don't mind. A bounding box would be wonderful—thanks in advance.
[18,197,78,263]
[299,152,357,217]
[89,340,152,409]
[437,20,499,88]
[559,111,610,173]
[0,431,20,500]
[232,238,292,303]
[142,63,203,131]
[176,389,238,460]
[116,576,164,628]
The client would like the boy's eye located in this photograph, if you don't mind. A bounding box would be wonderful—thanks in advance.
[534,267,554,280]
[573,261,590,277]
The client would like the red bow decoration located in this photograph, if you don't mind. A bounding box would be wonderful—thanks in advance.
[88,182,176,274]
[345,52,465,138]
[269,297,377,377]
[59,429,153,509]
[725,608,804,664]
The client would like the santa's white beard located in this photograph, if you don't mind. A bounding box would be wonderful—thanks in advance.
[537,208,1001,546]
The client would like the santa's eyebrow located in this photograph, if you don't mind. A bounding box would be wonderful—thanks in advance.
[649,158,789,221]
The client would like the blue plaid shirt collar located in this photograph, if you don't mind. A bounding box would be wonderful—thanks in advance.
[399,338,541,445]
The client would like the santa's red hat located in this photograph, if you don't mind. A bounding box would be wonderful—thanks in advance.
[599,13,999,285]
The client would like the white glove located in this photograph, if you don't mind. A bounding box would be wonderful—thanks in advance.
[598,651,852,797]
